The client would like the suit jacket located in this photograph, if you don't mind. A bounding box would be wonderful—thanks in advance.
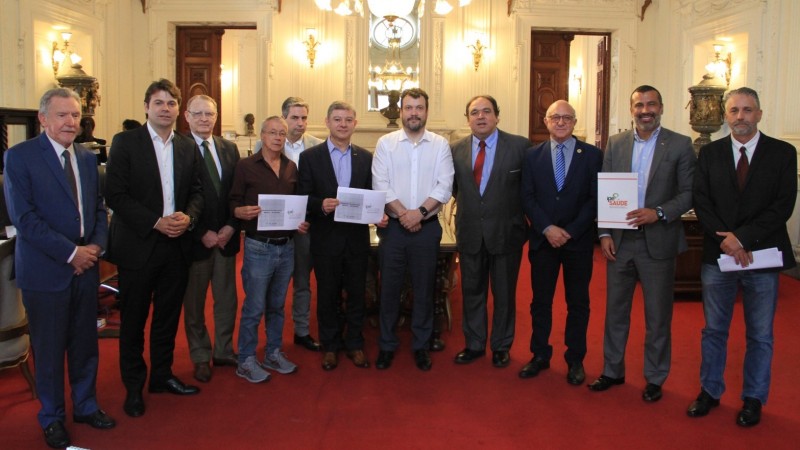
[3,133,107,291]
[693,133,797,269]
[597,127,695,259]
[451,129,530,255]
[104,125,203,269]
[189,134,240,259]
[298,141,372,256]
[522,137,603,251]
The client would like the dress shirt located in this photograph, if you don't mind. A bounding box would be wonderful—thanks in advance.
[372,128,454,217]
[549,137,576,177]
[731,131,761,165]
[146,121,176,215]
[47,136,84,262]
[472,129,498,195]
[284,138,306,166]
[327,138,352,188]
[631,126,661,208]
[191,133,221,178]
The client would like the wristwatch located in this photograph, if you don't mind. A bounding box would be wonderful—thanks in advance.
[655,206,665,222]
[418,206,429,218]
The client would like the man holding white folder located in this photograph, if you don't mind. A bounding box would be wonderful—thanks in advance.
[689,87,797,427]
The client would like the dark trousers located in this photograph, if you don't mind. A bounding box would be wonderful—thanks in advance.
[377,218,441,351]
[23,271,100,428]
[118,239,188,391]
[529,243,593,364]
[314,251,368,352]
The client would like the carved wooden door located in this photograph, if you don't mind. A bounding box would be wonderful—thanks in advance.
[529,32,573,144]
[594,36,610,149]
[176,27,225,136]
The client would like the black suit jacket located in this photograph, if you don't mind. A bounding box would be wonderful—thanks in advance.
[693,133,797,269]
[298,141,372,256]
[189,134,240,259]
[522,137,603,251]
[104,125,204,269]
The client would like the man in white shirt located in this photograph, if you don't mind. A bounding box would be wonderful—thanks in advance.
[372,88,454,371]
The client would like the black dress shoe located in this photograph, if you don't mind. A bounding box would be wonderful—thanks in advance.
[687,389,720,417]
[149,377,200,395]
[430,338,446,352]
[454,348,485,364]
[212,354,239,367]
[492,351,510,368]
[294,334,321,351]
[376,350,394,370]
[194,362,212,382]
[737,397,762,427]
[123,390,145,418]
[518,357,550,379]
[74,409,116,429]
[642,383,663,402]
[587,374,625,391]
[566,362,586,385]
[43,421,70,449]
[414,349,432,371]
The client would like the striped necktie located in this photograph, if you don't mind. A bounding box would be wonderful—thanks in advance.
[555,143,566,191]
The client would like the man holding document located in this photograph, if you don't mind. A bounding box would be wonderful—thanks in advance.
[689,87,796,427]
[298,101,387,371]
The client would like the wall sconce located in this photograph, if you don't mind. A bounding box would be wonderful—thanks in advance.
[303,28,321,69]
[705,43,732,88]
[52,31,81,78]
[467,34,487,71]
[570,71,583,95]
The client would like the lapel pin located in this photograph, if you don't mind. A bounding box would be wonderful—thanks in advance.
[577,149,582,154]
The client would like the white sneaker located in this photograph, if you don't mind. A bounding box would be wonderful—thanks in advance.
[236,356,271,383]
[261,349,298,374]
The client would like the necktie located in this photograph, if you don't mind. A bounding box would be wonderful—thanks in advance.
[555,143,566,191]
[62,149,79,205]
[473,140,486,187]
[736,146,749,191]
[202,140,221,195]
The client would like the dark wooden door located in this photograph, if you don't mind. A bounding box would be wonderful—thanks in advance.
[176,27,225,136]
[529,32,573,144]
[594,36,610,149]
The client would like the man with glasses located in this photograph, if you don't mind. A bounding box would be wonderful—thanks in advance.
[519,100,602,384]
[450,95,530,369]
[181,95,241,383]
[589,85,695,402]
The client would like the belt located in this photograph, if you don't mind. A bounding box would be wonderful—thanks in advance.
[246,234,292,246]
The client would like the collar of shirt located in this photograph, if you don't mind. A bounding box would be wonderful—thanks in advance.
[190,133,213,149]
[327,138,351,155]
[549,136,576,154]
[146,121,175,145]
[398,128,434,145]
[46,135,70,162]
[633,126,661,143]
[472,128,499,150]
[731,130,761,163]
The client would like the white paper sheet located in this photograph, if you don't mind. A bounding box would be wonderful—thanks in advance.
[598,173,639,229]
[717,247,784,272]
[334,187,386,224]
[256,194,308,231]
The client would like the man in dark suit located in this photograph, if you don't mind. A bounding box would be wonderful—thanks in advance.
[688,87,796,427]
[519,100,602,384]
[450,95,530,368]
[3,88,115,449]
[298,101,387,371]
[105,79,204,418]
[181,95,240,383]
[589,85,695,402]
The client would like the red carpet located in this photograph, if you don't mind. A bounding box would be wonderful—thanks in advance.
[2,245,800,449]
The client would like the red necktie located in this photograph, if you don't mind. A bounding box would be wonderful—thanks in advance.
[736,146,749,191]
[473,140,486,186]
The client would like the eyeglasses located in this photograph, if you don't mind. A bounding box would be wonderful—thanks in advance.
[188,111,217,118]
[546,114,575,123]
[265,131,288,137]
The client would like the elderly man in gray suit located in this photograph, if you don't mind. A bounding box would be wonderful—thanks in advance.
[451,95,530,368]
[588,85,695,402]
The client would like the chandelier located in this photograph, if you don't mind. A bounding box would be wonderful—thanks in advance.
[314,0,364,16]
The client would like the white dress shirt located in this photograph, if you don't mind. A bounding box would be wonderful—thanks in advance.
[146,122,175,215]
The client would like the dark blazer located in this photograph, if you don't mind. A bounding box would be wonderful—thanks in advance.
[189,134,240,259]
[693,133,797,269]
[298,141,372,256]
[522,137,603,251]
[597,127,696,259]
[3,133,107,291]
[451,130,530,255]
[104,125,203,269]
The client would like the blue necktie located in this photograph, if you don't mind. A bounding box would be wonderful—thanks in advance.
[555,143,566,191]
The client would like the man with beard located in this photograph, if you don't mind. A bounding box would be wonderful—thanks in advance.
[372,88,454,371]
[588,85,695,402]
[688,87,796,427]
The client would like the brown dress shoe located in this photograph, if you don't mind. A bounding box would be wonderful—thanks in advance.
[322,352,338,371]
[193,363,212,383]
[347,350,370,368]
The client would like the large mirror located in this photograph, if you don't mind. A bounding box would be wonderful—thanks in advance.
[367,3,420,112]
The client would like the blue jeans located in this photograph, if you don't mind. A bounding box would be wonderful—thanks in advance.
[700,264,779,404]
[238,237,294,363]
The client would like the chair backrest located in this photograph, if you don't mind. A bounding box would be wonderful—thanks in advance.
[0,238,29,367]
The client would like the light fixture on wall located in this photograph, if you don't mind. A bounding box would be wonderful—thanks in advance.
[467,34,487,71]
[687,42,733,153]
[705,43,732,88]
[52,31,81,78]
[315,0,364,16]
[303,28,321,68]
[433,0,471,15]
[367,0,416,23]
[570,68,583,95]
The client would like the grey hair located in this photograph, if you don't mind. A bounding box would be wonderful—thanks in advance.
[39,88,81,115]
